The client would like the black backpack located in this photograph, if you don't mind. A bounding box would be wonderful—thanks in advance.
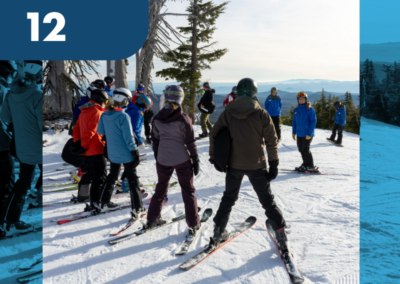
[61,138,86,168]
[213,128,231,173]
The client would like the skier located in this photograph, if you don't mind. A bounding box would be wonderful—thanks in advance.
[223,86,237,106]
[132,83,154,144]
[97,88,146,216]
[0,61,17,233]
[197,82,216,138]
[209,77,288,252]
[147,85,200,234]
[292,92,317,172]
[104,76,114,97]
[327,101,346,145]
[264,87,282,141]
[0,60,43,236]
[72,89,110,207]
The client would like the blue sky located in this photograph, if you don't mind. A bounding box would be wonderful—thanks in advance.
[89,0,359,83]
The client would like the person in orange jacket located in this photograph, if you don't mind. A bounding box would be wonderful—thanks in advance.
[72,89,113,209]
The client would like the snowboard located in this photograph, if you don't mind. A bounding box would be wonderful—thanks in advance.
[175,208,213,255]
[326,138,344,147]
[266,220,304,283]
[179,216,257,271]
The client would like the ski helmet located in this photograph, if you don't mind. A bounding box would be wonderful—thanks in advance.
[85,86,96,98]
[0,61,18,80]
[232,86,237,94]
[113,88,132,106]
[137,83,145,93]
[333,101,341,108]
[104,76,114,85]
[237,78,258,97]
[164,85,185,105]
[135,94,151,110]
[23,61,42,75]
[297,92,308,103]
[203,82,210,88]
[90,89,110,105]
[271,87,278,94]
[92,79,105,89]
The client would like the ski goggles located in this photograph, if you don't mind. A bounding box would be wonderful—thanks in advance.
[271,90,277,94]
[137,87,144,92]
[297,92,307,98]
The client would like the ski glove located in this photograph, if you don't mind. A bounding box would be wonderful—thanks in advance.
[191,155,200,176]
[131,150,140,168]
[154,151,158,161]
[292,134,296,141]
[306,135,312,140]
[267,159,279,182]
[138,143,146,151]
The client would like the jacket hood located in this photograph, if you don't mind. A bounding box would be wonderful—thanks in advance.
[126,101,144,112]
[268,94,280,100]
[80,96,90,103]
[226,96,261,119]
[80,100,102,112]
[102,110,124,121]
[338,105,346,110]
[8,83,39,102]
[158,104,182,123]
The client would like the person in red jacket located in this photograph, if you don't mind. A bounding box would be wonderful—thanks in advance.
[72,89,114,210]
[223,86,237,107]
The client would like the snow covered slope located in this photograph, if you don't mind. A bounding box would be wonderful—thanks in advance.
[43,125,359,284]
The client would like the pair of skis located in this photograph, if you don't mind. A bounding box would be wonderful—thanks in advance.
[0,227,43,241]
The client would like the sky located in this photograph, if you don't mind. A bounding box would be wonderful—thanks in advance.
[88,0,359,84]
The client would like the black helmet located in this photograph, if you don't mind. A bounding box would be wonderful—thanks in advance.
[237,78,258,97]
[271,87,278,93]
[333,101,341,108]
[91,89,110,105]
[203,82,210,88]
[92,79,105,89]
[232,86,237,94]
[104,76,114,84]
[0,61,18,80]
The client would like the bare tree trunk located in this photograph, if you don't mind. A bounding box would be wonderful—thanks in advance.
[135,50,141,89]
[49,60,74,114]
[107,60,116,81]
[189,0,198,123]
[109,60,129,88]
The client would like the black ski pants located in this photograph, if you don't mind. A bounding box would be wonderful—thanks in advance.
[99,161,143,210]
[143,109,154,137]
[79,155,107,206]
[213,167,286,231]
[297,137,314,167]
[0,150,15,222]
[271,116,281,140]
[330,123,344,144]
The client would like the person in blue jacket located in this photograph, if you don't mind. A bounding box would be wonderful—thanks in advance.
[97,88,146,218]
[264,87,282,141]
[292,92,317,172]
[0,60,42,236]
[104,76,114,97]
[327,101,346,145]
[125,93,152,151]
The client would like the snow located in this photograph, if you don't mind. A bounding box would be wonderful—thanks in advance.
[43,124,359,284]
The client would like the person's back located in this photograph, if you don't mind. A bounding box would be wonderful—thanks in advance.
[125,101,145,145]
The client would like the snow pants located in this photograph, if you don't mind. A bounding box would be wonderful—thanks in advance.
[148,160,200,228]
[213,167,286,231]
[79,154,107,206]
[143,109,154,137]
[296,137,314,168]
[200,113,213,134]
[0,150,15,222]
[271,116,281,140]
[100,161,143,210]
[330,123,344,144]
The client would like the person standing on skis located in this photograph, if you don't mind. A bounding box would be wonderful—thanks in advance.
[0,60,42,237]
[97,88,146,217]
[209,77,289,253]
[197,82,216,138]
[223,86,238,107]
[327,101,346,145]
[292,92,317,172]
[132,83,154,145]
[264,87,282,141]
[72,89,110,208]
[146,85,200,235]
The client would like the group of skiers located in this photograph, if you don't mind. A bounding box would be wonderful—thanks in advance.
[0,60,43,237]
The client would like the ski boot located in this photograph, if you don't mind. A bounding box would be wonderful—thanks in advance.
[305,166,319,173]
[274,226,290,259]
[131,207,148,221]
[209,225,229,247]
[295,164,306,172]
[144,218,167,229]
[26,192,39,209]
[198,132,209,138]
[327,137,335,142]
[334,141,342,146]
[97,202,120,213]
[186,223,201,242]
[3,221,34,237]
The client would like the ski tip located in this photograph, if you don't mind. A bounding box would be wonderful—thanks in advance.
[57,220,71,225]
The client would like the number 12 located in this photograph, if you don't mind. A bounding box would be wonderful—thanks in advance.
[27,12,66,42]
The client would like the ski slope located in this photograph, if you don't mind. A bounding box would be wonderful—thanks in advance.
[43,124,359,284]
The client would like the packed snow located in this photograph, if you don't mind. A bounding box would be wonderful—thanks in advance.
[42,124,359,284]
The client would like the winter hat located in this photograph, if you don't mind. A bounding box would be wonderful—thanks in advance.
[333,101,341,108]
[164,85,185,105]
[136,94,151,110]
[232,86,237,94]
[203,82,210,88]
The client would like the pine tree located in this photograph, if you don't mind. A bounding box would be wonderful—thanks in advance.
[156,0,229,120]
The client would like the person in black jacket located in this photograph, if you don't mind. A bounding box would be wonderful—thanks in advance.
[197,82,216,138]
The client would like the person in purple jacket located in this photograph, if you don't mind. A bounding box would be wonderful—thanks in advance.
[146,85,201,236]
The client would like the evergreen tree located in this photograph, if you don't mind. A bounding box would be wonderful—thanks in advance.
[156,0,228,120]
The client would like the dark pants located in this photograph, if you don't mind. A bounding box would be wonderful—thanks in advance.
[79,155,107,206]
[330,123,344,144]
[148,160,200,227]
[3,162,36,223]
[34,164,43,207]
[100,161,142,210]
[200,113,213,134]
[213,167,286,231]
[144,109,154,137]
[296,137,314,167]
[271,116,281,140]
[0,151,15,222]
